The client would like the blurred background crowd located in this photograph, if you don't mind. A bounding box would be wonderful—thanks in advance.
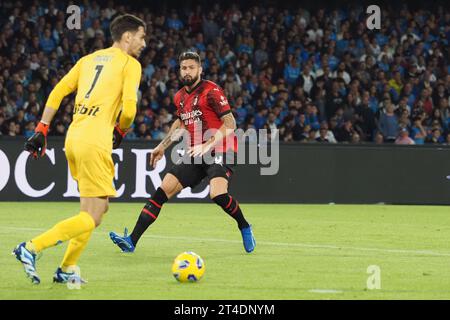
[0,0,449,145]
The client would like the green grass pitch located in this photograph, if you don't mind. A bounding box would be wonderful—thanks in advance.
[1,202,450,300]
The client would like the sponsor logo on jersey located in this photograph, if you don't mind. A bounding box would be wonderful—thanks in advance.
[73,104,100,116]
[219,95,228,106]
[180,109,203,125]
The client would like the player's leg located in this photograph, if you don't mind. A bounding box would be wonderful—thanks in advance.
[109,173,183,252]
[13,141,113,284]
[210,177,250,229]
[207,162,256,253]
[128,173,183,246]
[109,160,205,252]
[51,143,113,283]
[54,197,109,283]
[109,173,184,252]
[12,203,97,284]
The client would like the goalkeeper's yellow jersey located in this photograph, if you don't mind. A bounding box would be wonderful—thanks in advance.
[46,47,142,152]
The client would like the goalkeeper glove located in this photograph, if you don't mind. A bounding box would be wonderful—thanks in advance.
[24,122,49,159]
[113,124,126,149]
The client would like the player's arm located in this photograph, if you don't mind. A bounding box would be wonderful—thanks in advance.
[150,118,184,168]
[158,118,184,150]
[188,112,236,157]
[25,60,81,158]
[188,88,236,157]
[113,58,141,148]
[208,112,236,145]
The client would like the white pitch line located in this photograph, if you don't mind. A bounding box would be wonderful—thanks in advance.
[309,289,343,294]
[1,225,450,257]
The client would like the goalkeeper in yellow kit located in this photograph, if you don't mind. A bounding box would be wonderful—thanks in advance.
[12,14,146,284]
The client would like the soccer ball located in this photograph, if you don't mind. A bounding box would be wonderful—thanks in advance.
[171,251,205,283]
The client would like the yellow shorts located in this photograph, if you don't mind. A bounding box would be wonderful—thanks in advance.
[65,140,116,198]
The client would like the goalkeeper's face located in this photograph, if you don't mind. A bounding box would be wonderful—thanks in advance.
[129,26,146,58]
[180,59,202,87]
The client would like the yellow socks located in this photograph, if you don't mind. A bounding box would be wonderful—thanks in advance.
[61,229,93,270]
[28,211,95,253]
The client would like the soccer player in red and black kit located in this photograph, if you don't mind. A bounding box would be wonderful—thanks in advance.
[109,51,256,253]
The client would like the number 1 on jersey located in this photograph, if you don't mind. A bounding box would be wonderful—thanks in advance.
[85,65,104,99]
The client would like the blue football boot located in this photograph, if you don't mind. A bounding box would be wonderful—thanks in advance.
[12,242,40,284]
[240,225,256,253]
[109,227,135,253]
[53,267,87,284]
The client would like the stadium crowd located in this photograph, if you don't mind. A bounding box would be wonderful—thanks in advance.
[0,0,449,145]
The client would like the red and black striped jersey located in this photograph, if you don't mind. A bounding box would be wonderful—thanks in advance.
[174,80,237,153]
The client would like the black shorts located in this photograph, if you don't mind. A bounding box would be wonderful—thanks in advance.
[168,151,237,188]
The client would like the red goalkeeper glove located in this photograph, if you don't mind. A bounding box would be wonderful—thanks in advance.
[24,122,49,159]
[113,124,126,149]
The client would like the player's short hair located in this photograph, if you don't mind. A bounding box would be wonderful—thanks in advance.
[178,51,201,65]
[110,14,146,42]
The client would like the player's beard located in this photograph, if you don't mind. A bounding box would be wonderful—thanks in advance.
[133,48,143,58]
[182,73,199,87]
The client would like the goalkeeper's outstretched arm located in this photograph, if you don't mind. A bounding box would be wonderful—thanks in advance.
[24,60,81,158]
[41,59,81,124]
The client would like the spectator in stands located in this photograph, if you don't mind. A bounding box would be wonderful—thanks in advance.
[305,128,318,143]
[0,0,449,146]
[335,119,355,143]
[378,100,399,142]
[426,128,445,144]
[395,128,415,145]
[351,132,361,144]
[374,132,384,144]
[316,127,329,143]
[315,121,337,143]
[284,55,301,86]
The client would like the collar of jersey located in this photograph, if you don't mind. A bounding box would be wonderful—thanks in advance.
[184,80,204,95]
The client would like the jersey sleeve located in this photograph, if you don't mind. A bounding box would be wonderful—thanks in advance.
[174,92,181,119]
[61,58,82,91]
[206,86,232,118]
[45,58,82,110]
[120,57,141,129]
[122,57,142,103]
